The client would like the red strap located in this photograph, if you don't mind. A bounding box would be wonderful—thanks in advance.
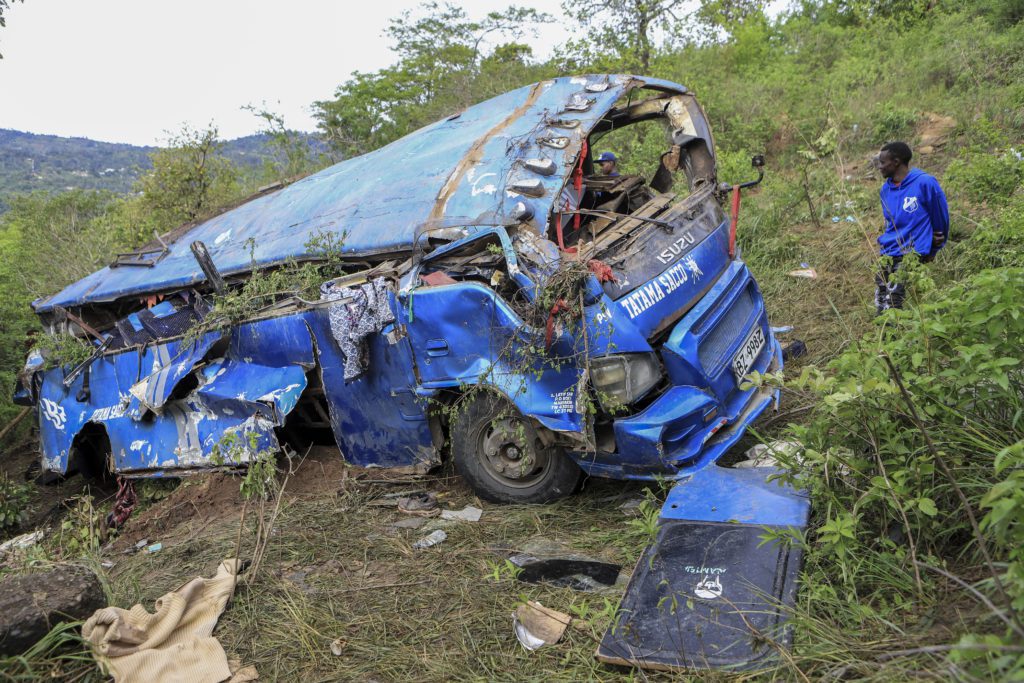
[545,298,570,349]
[573,140,588,235]
[556,142,588,255]
[587,259,617,284]
[108,476,137,529]
[729,186,741,259]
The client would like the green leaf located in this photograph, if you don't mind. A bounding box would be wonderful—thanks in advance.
[917,497,938,517]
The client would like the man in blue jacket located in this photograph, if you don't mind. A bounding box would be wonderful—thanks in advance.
[875,141,949,313]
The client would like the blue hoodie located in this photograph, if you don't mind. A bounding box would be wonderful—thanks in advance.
[878,168,950,257]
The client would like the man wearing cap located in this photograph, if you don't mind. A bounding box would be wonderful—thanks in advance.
[874,140,949,314]
[596,151,620,177]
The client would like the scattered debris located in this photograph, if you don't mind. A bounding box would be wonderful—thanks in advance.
[134,538,149,550]
[770,325,794,334]
[83,559,242,683]
[513,601,571,651]
[440,505,482,522]
[782,340,807,361]
[0,529,45,558]
[392,517,427,530]
[107,477,138,529]
[330,637,346,657]
[736,440,804,468]
[618,497,645,514]
[787,267,817,279]
[597,466,810,672]
[397,492,440,517]
[0,564,105,656]
[510,554,621,592]
[146,542,162,554]
[412,530,447,549]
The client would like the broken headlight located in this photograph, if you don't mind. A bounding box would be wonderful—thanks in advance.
[590,353,661,410]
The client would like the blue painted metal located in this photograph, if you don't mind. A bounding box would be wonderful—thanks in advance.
[33,299,442,475]
[125,332,222,419]
[401,280,584,435]
[566,256,782,480]
[306,303,437,469]
[23,74,787,491]
[35,313,319,475]
[660,465,810,526]
[35,75,679,313]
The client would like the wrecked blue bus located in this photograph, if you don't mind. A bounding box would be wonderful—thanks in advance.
[16,75,781,503]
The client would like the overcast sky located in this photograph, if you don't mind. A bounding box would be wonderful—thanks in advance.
[0,0,569,146]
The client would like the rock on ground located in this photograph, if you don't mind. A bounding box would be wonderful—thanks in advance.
[0,564,105,655]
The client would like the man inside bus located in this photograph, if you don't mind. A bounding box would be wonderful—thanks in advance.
[595,151,620,177]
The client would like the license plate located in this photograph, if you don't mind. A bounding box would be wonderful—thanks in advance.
[732,326,766,381]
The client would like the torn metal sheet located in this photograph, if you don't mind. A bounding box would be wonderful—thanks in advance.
[597,466,810,672]
[35,315,317,475]
[126,332,222,418]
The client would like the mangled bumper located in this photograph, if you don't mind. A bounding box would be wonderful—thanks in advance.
[570,259,782,480]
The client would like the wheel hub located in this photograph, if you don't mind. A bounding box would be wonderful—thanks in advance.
[481,418,538,480]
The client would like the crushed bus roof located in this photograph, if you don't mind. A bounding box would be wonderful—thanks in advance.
[34,75,689,313]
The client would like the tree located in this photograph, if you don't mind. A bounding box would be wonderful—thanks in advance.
[314,2,550,157]
[561,0,689,73]
[242,104,332,181]
[135,125,240,230]
[0,0,23,59]
[693,0,770,42]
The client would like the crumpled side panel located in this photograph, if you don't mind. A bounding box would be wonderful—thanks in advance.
[126,333,222,419]
[400,282,585,435]
[36,315,316,475]
[197,360,307,424]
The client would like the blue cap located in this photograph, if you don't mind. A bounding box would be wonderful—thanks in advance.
[596,151,617,163]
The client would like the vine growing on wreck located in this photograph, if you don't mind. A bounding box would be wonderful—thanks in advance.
[183,230,348,344]
[427,253,621,463]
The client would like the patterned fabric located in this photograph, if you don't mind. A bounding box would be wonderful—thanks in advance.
[321,277,396,381]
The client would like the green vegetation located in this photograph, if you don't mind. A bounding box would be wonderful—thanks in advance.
[1,0,1023,679]
[0,471,30,529]
[0,129,325,212]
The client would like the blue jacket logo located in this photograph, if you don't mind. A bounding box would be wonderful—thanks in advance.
[903,196,919,213]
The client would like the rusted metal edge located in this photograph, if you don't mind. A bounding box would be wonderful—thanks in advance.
[427,81,548,227]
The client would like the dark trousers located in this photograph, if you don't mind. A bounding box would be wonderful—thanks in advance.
[875,256,905,314]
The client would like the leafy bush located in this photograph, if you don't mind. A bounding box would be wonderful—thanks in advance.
[0,471,31,529]
[871,106,917,142]
[946,149,1024,204]
[56,496,102,556]
[778,265,1024,676]
[950,194,1024,273]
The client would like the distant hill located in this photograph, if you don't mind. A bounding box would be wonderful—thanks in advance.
[0,129,322,210]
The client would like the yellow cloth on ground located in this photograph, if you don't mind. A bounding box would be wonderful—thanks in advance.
[83,559,241,683]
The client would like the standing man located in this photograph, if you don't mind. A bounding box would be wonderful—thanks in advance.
[596,151,620,177]
[875,141,949,313]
